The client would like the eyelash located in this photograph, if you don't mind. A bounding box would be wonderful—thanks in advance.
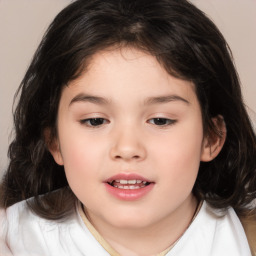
[80,118,109,127]
[80,117,177,127]
[147,118,177,126]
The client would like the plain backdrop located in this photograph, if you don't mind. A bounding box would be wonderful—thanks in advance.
[0,0,256,179]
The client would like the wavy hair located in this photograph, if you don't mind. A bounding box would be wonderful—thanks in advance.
[1,0,256,219]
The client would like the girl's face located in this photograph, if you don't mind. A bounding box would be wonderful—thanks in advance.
[51,48,211,232]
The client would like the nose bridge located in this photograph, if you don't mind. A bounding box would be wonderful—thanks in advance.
[110,122,146,161]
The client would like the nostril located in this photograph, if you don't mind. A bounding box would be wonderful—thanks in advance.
[114,154,140,160]
[110,141,146,161]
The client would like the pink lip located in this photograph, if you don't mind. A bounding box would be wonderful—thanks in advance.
[104,173,154,201]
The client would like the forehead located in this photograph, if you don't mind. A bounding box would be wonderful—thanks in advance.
[63,47,198,105]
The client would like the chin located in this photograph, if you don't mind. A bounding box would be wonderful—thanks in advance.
[105,210,155,230]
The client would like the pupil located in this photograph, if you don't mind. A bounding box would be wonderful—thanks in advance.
[154,118,167,125]
[90,118,103,126]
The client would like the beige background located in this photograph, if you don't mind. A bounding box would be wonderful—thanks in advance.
[0,0,255,179]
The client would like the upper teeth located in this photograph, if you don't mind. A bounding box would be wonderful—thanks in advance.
[115,180,146,184]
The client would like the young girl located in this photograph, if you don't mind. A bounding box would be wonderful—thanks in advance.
[1,0,256,255]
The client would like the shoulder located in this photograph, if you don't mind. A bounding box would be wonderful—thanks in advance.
[0,199,53,255]
[2,198,36,222]
[201,202,249,240]
[1,189,78,231]
[167,201,252,256]
[0,199,41,255]
[1,196,62,232]
[0,195,79,255]
[0,194,111,256]
[0,199,36,238]
[198,202,252,255]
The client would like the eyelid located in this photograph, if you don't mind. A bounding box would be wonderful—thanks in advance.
[80,117,110,127]
[78,112,109,122]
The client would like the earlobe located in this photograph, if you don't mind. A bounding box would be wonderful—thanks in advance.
[200,116,226,162]
[49,141,64,166]
[44,128,64,166]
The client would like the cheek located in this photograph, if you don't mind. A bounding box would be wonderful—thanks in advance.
[60,124,102,162]
[60,139,105,205]
[152,121,203,185]
[58,129,105,190]
[62,140,92,170]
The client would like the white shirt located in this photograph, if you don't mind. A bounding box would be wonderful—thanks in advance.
[0,198,252,256]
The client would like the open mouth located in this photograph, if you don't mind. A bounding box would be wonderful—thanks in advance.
[104,175,154,200]
[107,179,151,190]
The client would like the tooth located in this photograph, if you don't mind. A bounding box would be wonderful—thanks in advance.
[136,180,142,183]
[128,180,136,184]
[130,186,140,189]
[123,186,129,189]
[118,185,124,189]
[142,181,147,184]
[120,180,128,184]
[115,180,120,182]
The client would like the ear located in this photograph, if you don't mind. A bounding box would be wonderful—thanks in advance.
[44,128,64,166]
[200,115,226,162]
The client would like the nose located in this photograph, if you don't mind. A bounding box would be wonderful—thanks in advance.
[109,126,146,162]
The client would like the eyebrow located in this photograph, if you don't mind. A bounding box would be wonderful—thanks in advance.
[144,95,190,105]
[69,93,109,106]
[69,93,189,107]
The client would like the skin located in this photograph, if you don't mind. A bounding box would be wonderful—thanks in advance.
[50,47,225,255]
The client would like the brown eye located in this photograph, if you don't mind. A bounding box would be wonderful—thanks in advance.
[80,118,107,126]
[148,118,176,126]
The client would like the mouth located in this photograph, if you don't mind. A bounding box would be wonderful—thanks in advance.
[107,179,151,190]
[104,173,154,200]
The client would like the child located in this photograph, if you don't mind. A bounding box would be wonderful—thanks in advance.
[1,0,256,255]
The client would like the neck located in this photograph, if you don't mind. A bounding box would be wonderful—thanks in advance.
[84,195,198,256]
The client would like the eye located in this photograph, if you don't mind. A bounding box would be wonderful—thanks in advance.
[148,118,176,126]
[80,118,109,127]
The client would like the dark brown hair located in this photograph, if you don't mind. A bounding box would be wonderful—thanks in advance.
[1,0,256,219]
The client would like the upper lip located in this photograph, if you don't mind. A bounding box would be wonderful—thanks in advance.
[104,173,153,184]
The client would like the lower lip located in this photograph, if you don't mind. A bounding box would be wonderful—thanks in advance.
[104,183,154,201]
